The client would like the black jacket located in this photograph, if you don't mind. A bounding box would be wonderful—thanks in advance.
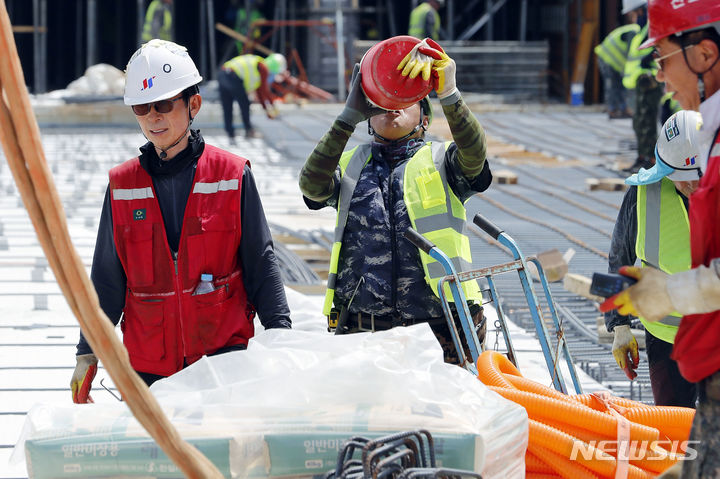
[77,130,291,355]
[604,185,689,332]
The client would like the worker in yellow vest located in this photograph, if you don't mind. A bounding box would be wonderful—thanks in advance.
[594,18,640,119]
[604,110,702,407]
[622,0,664,173]
[218,53,286,142]
[141,0,173,43]
[409,0,444,40]
[299,39,491,364]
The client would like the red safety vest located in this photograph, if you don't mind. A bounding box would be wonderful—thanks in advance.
[673,127,720,383]
[109,144,255,376]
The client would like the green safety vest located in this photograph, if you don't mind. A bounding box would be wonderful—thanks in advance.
[594,24,640,74]
[223,55,262,93]
[142,0,172,42]
[235,8,265,53]
[635,178,691,343]
[623,23,657,90]
[323,142,482,315]
[409,2,440,40]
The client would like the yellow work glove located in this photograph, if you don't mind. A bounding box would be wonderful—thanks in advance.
[612,325,639,380]
[600,262,720,322]
[397,38,457,99]
[599,266,673,322]
[71,353,98,403]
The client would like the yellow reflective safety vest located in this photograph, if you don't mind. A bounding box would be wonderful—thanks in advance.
[142,0,172,42]
[623,23,657,90]
[409,2,440,40]
[223,55,262,93]
[323,141,482,315]
[635,178,691,343]
[594,24,640,74]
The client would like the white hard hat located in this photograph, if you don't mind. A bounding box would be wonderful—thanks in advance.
[622,0,646,14]
[124,39,202,106]
[626,110,703,185]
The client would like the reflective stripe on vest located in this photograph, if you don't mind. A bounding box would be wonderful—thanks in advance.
[623,24,657,90]
[322,144,372,315]
[223,55,262,93]
[193,179,240,194]
[112,187,154,200]
[409,3,439,40]
[594,24,639,73]
[636,179,691,341]
[142,1,172,42]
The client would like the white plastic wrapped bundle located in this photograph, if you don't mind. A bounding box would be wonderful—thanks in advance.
[15,324,527,478]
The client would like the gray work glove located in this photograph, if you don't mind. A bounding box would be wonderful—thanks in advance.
[71,353,98,403]
[336,63,384,127]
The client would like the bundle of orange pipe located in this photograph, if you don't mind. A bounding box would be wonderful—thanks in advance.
[476,351,695,478]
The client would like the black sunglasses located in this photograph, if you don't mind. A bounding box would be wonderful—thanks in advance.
[131,95,184,116]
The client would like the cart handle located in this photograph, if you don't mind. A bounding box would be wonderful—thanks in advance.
[473,213,504,240]
[404,228,436,254]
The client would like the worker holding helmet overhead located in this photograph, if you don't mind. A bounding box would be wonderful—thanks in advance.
[600,1,720,475]
[70,39,291,402]
[218,52,287,141]
[298,37,491,364]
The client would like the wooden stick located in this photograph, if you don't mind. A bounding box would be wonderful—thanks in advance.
[215,22,273,55]
[0,1,223,477]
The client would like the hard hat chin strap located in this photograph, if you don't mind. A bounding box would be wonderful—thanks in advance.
[367,110,426,144]
[681,39,720,103]
[157,104,194,160]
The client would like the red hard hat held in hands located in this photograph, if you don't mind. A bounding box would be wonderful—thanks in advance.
[641,0,720,49]
[359,35,434,111]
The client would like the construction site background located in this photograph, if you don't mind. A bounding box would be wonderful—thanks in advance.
[9,0,624,105]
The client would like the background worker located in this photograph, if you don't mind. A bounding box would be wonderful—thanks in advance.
[70,40,291,403]
[298,38,491,364]
[594,1,640,119]
[217,52,286,141]
[234,0,266,54]
[604,110,702,408]
[409,0,444,41]
[141,0,173,43]
[623,0,663,173]
[601,2,720,475]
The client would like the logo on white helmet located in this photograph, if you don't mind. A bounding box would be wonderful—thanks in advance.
[664,116,680,141]
[141,76,156,91]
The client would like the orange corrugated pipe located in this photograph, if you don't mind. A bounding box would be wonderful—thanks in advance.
[489,387,660,443]
[476,349,520,388]
[529,443,600,479]
[526,473,563,479]
[573,393,652,412]
[537,417,679,473]
[526,450,556,474]
[505,373,574,402]
[529,419,654,479]
[625,406,695,442]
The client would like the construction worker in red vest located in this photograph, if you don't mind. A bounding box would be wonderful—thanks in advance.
[600,2,720,476]
[70,39,291,402]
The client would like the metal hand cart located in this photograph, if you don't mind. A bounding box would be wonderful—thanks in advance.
[405,213,582,394]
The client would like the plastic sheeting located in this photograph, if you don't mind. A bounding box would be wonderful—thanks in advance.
[15,324,527,478]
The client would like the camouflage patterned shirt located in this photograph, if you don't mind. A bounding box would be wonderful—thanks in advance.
[301,94,491,319]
